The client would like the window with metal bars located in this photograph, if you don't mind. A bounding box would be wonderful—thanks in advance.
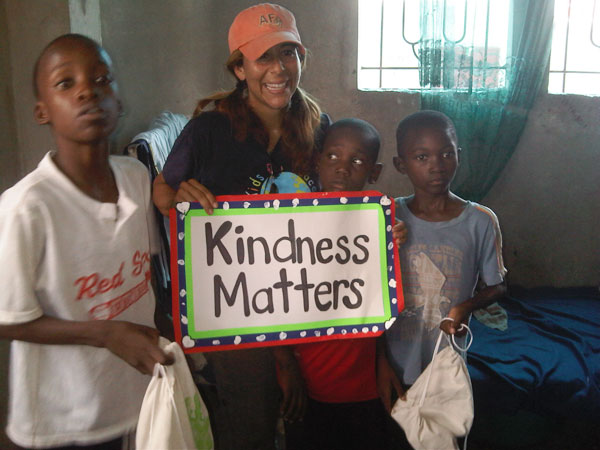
[549,0,600,95]
[358,0,600,96]
[357,0,510,91]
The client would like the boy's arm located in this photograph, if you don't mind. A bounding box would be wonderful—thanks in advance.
[153,173,218,217]
[441,281,507,335]
[392,219,408,247]
[272,345,307,422]
[0,315,174,375]
[152,173,178,217]
[376,335,404,412]
[443,207,507,336]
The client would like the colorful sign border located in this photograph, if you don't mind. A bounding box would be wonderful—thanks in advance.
[170,191,403,353]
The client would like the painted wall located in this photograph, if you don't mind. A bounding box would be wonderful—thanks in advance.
[2,0,69,177]
[1,0,598,289]
[0,1,19,193]
[1,3,69,447]
[485,93,600,287]
[101,0,600,288]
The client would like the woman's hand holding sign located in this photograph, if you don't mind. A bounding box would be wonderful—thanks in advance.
[152,173,219,216]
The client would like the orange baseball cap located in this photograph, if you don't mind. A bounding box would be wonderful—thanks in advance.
[228,3,305,61]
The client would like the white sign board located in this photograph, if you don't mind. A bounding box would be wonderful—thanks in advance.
[170,192,403,353]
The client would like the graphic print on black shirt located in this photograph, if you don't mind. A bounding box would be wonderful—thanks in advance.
[162,111,328,196]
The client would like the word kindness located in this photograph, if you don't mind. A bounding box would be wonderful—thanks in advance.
[204,219,371,317]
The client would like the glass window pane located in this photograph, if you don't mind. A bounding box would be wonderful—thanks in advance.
[548,73,565,94]
[381,69,420,90]
[358,69,382,90]
[550,0,569,72]
[357,0,510,91]
[563,73,600,95]
[358,0,383,69]
[565,0,600,72]
[381,0,419,68]
[486,1,509,65]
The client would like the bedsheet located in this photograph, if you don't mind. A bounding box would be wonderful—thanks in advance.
[467,287,600,420]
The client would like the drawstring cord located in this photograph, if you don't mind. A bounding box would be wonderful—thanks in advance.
[418,317,474,450]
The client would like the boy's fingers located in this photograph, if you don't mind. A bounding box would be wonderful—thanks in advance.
[381,388,391,412]
[394,380,404,398]
[280,391,291,417]
[160,351,175,366]
[286,394,300,421]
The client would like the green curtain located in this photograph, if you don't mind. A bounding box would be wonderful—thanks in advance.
[418,0,554,201]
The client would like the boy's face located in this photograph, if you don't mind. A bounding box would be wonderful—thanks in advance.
[393,126,459,196]
[317,127,382,192]
[34,39,121,146]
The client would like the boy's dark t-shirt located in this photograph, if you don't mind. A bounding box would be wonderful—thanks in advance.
[162,111,330,195]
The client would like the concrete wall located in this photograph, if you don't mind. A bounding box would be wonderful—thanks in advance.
[105,0,599,288]
[1,0,598,285]
[2,0,69,177]
[0,1,19,193]
[1,3,69,447]
[485,93,600,287]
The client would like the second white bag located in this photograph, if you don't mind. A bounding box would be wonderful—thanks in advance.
[136,338,213,450]
[391,326,474,450]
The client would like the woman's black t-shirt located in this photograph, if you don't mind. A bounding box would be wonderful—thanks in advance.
[162,111,331,195]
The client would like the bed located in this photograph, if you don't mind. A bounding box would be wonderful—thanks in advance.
[467,287,600,450]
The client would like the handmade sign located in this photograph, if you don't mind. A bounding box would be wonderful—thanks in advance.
[170,191,403,353]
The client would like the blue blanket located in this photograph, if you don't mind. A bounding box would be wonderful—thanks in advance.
[467,288,600,420]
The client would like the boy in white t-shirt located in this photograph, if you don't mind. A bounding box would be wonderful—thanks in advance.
[0,34,173,449]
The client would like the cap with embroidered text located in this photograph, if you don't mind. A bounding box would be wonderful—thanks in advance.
[228,3,305,61]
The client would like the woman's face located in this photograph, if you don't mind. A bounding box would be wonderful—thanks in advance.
[234,43,301,118]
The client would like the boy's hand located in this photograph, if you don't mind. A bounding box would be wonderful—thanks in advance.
[277,360,307,422]
[377,352,405,412]
[273,346,306,422]
[392,219,408,247]
[102,321,174,375]
[440,303,471,337]
[174,179,218,215]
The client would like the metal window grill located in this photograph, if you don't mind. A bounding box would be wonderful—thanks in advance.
[549,0,600,94]
[360,0,600,94]
[358,0,508,91]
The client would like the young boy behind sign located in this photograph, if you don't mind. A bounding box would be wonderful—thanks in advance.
[284,118,407,450]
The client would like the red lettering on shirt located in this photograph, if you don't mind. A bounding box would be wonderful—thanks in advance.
[132,251,151,276]
[74,262,125,300]
[88,277,149,320]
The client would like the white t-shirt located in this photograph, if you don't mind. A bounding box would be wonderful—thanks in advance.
[386,197,506,385]
[0,152,160,448]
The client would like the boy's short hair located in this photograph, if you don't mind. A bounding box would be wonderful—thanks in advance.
[324,118,381,161]
[396,110,457,155]
[33,33,104,98]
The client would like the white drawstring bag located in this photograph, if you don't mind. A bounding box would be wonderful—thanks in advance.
[136,338,214,450]
[391,319,474,450]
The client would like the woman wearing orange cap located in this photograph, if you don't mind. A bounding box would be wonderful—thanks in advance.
[153,3,329,449]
